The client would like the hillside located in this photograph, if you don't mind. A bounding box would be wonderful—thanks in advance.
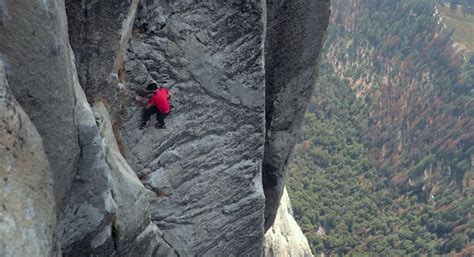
[288,0,474,255]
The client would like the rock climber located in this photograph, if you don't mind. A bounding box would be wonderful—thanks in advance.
[140,82,173,130]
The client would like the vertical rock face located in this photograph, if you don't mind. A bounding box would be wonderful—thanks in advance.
[0,0,80,212]
[119,1,267,256]
[263,0,331,230]
[65,0,140,110]
[0,61,56,257]
[264,188,314,257]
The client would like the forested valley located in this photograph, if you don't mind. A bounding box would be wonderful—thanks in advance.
[287,0,474,255]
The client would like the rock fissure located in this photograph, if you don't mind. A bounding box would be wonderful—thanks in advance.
[111,217,119,252]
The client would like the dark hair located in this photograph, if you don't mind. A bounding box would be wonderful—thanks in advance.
[146,82,158,91]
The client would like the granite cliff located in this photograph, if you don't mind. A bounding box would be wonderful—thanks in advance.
[0,0,329,256]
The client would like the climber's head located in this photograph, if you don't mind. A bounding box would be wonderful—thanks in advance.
[146,82,158,91]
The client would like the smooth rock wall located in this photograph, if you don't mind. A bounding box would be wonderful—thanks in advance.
[263,0,331,230]
[0,0,80,214]
[65,0,140,113]
[0,60,57,257]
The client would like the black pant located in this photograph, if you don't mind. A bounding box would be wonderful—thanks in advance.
[142,106,168,127]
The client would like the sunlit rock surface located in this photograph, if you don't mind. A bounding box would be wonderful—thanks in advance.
[264,188,314,257]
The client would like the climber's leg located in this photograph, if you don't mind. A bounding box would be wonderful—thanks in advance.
[155,111,169,129]
[140,106,158,129]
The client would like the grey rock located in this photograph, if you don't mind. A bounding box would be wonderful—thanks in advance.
[120,1,267,256]
[60,65,176,257]
[0,2,128,255]
[0,0,331,255]
[59,78,116,256]
[0,60,57,257]
[1,1,176,256]
[65,0,140,116]
[93,102,177,257]
[263,0,331,230]
[0,0,80,214]
[264,188,314,257]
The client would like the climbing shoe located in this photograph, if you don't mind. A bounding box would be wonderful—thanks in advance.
[155,123,166,129]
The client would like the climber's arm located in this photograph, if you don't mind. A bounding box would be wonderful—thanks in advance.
[146,97,153,109]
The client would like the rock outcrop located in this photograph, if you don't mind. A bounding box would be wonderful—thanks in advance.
[264,188,314,257]
[0,0,330,255]
[0,60,56,256]
[263,0,331,230]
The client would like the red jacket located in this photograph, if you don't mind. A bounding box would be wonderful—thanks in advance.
[148,88,170,113]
